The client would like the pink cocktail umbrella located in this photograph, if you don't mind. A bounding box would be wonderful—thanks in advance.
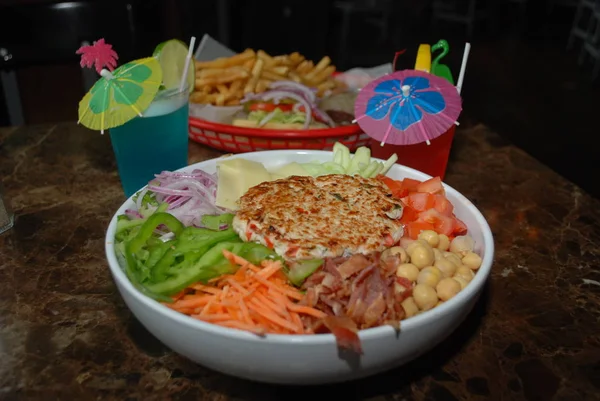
[354,70,462,146]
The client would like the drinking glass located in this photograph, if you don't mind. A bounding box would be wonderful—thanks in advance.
[370,125,456,180]
[0,181,14,234]
[109,85,190,197]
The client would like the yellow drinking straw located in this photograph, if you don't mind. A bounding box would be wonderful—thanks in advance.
[414,44,432,73]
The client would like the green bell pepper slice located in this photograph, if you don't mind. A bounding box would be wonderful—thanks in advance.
[151,227,240,282]
[124,212,185,284]
[145,241,247,296]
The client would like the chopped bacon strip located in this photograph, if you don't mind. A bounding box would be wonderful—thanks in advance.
[322,316,362,354]
[300,252,408,352]
[337,255,371,279]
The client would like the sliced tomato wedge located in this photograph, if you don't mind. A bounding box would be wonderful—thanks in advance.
[379,175,401,191]
[378,177,423,198]
[392,188,409,198]
[379,175,469,239]
[418,209,455,236]
[402,192,435,212]
[416,176,445,194]
[453,217,468,236]
[406,221,435,240]
[378,176,407,198]
[400,204,419,224]
[434,216,455,236]
[434,194,454,217]
[402,178,421,192]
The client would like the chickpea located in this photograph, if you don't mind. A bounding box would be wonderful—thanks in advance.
[400,237,415,248]
[396,263,420,282]
[401,297,419,318]
[444,252,463,268]
[382,246,408,264]
[450,235,475,254]
[409,245,435,269]
[413,284,438,311]
[437,234,450,251]
[436,300,445,307]
[417,266,442,287]
[434,257,457,278]
[455,265,475,283]
[406,239,429,256]
[462,251,482,270]
[436,277,462,301]
[433,248,444,261]
[418,230,439,248]
[453,276,469,290]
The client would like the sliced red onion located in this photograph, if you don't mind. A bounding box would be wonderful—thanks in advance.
[312,107,336,127]
[139,170,226,228]
[269,81,316,103]
[240,85,340,129]
[155,169,217,188]
[125,209,143,219]
[150,179,215,203]
[166,195,188,209]
[259,91,313,129]
[240,92,265,104]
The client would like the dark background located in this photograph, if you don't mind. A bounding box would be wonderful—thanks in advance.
[1,0,599,198]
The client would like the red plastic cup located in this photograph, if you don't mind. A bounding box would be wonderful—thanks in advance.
[369,125,456,180]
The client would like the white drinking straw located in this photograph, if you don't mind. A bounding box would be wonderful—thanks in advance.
[456,42,471,95]
[179,36,197,93]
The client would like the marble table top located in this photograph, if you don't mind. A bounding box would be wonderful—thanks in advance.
[1,123,599,400]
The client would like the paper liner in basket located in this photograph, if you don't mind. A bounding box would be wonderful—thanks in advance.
[190,34,243,125]
[189,34,393,125]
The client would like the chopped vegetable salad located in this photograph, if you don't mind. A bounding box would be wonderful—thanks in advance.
[114,143,483,353]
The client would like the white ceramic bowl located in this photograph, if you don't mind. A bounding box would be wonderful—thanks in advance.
[105,150,494,385]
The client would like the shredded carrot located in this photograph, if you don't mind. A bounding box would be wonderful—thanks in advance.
[189,284,221,295]
[163,249,324,335]
[170,295,212,309]
[287,302,327,319]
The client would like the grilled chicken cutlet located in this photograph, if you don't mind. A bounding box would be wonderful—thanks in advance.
[233,174,404,260]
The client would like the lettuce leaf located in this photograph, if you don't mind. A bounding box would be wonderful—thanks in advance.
[248,109,307,125]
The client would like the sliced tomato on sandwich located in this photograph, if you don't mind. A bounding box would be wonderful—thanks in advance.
[247,102,293,112]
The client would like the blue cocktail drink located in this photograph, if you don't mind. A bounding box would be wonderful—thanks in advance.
[110,86,189,197]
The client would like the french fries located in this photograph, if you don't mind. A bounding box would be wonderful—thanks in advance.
[190,49,346,105]
[244,58,264,94]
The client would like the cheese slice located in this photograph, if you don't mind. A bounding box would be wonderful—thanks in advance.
[271,162,310,178]
[215,158,272,210]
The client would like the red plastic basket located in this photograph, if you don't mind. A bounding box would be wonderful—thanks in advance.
[188,117,371,153]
